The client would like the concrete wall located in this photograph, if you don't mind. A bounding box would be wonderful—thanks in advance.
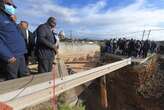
[59,42,100,62]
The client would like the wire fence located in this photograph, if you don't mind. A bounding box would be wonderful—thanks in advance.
[64,29,164,41]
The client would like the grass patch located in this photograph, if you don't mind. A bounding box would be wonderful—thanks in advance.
[58,104,85,110]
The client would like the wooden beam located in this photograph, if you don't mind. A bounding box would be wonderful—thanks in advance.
[0,58,69,95]
[100,76,108,109]
[0,73,51,94]
[0,58,131,110]
[140,54,156,64]
[55,58,131,95]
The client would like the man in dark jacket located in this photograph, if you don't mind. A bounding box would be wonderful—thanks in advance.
[36,17,57,73]
[0,0,28,80]
[143,40,150,58]
[19,21,33,65]
[128,39,135,57]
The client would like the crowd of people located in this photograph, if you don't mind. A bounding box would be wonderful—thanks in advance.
[102,38,158,58]
[0,0,160,81]
[0,0,59,81]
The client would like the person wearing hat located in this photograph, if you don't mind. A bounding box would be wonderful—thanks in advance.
[0,0,28,80]
[35,17,58,73]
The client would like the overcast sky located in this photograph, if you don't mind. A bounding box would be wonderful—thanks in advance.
[14,0,164,40]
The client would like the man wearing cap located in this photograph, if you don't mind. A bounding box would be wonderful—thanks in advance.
[35,17,58,73]
[0,0,28,80]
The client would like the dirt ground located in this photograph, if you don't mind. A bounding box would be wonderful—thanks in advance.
[79,55,164,110]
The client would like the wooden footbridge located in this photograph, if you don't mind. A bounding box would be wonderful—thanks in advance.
[0,54,155,110]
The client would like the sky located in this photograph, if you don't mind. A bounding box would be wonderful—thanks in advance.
[14,0,164,40]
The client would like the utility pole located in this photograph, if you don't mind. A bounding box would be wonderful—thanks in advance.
[147,30,151,40]
[70,30,73,39]
[142,30,145,41]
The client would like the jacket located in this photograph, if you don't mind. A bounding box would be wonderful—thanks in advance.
[0,12,27,62]
[20,29,33,56]
[36,23,56,59]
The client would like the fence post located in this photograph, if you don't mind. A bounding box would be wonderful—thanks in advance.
[100,76,108,110]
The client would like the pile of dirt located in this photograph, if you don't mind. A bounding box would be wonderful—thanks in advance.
[106,55,164,110]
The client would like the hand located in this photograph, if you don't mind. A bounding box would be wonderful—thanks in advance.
[8,57,16,64]
[53,45,58,54]
[10,15,17,22]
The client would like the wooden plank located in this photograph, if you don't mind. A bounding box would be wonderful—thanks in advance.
[0,81,52,102]
[104,53,156,64]
[0,58,69,95]
[0,58,131,110]
[140,54,156,64]
[55,58,131,95]
[7,88,52,110]
[0,73,51,94]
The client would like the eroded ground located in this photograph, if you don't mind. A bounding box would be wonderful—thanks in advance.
[80,55,164,110]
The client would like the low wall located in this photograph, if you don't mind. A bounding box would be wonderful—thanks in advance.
[59,42,100,62]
